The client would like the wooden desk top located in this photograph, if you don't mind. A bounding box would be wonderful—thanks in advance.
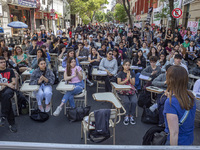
[146,86,164,94]
[189,74,200,80]
[22,68,33,76]
[56,80,75,91]
[93,92,122,109]
[58,66,65,72]
[49,53,58,56]
[92,69,107,76]
[28,55,36,58]
[111,82,131,90]
[20,81,40,92]
[80,61,90,65]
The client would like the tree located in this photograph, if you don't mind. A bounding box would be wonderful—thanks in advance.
[122,0,132,27]
[114,4,128,23]
[169,0,175,31]
[68,0,108,24]
[154,0,176,31]
[105,11,114,23]
[95,11,106,23]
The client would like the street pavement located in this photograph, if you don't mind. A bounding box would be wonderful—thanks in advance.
[0,83,200,145]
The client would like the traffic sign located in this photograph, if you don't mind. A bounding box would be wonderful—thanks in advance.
[172,8,182,19]
[136,15,141,21]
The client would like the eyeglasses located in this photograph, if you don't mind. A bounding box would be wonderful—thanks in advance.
[108,53,113,55]
[0,61,6,64]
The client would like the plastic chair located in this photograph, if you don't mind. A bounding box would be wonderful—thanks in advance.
[81,109,117,144]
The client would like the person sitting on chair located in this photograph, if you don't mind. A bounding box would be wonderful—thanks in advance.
[53,57,84,116]
[99,50,118,92]
[117,59,137,125]
[0,56,17,132]
[30,58,55,112]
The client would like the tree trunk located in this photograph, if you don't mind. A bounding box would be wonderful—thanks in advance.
[169,0,175,31]
[122,0,133,27]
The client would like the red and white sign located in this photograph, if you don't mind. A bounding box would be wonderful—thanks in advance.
[172,8,182,19]
[187,21,199,35]
[136,15,141,21]
[50,9,55,16]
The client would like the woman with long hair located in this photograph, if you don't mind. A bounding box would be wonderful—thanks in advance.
[13,46,28,73]
[31,49,49,69]
[62,49,79,68]
[164,65,196,145]
[183,30,194,42]
[132,50,146,69]
[117,59,137,125]
[53,57,84,116]
[156,53,169,72]
[113,48,121,66]
[147,47,159,60]
[87,47,100,85]
[30,58,55,112]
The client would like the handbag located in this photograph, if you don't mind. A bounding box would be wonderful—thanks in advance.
[30,109,49,122]
[152,110,190,145]
[66,106,91,122]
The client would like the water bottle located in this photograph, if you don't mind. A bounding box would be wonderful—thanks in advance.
[149,103,158,112]
[9,59,17,67]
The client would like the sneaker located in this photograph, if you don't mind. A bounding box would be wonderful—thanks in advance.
[130,116,136,125]
[53,106,62,116]
[123,116,129,125]
[45,105,51,113]
[9,124,17,133]
[87,79,94,86]
[0,117,6,127]
[39,105,44,112]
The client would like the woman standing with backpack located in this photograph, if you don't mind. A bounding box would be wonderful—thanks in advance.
[164,65,196,145]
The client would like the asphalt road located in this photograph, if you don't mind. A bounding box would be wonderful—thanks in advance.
[0,83,200,145]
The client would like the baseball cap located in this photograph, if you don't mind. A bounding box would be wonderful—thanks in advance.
[89,35,93,38]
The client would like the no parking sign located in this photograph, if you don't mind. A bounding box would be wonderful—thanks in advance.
[172,8,182,19]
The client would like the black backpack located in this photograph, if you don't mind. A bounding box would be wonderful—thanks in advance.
[88,109,111,143]
[16,91,29,115]
[138,90,152,108]
[141,106,159,124]
[142,126,165,145]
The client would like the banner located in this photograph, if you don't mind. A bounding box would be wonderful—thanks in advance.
[187,21,199,35]
[153,5,163,27]
[18,0,37,8]
[134,22,142,28]
[174,0,182,8]
[146,7,153,24]
[183,0,195,5]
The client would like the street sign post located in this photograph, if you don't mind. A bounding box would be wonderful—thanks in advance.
[172,8,182,19]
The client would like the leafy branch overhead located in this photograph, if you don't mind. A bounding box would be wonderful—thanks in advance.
[114,4,128,23]
[68,0,109,24]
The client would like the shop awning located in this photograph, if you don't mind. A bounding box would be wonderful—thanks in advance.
[8,3,36,9]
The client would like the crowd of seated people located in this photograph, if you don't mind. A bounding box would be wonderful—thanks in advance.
[0,24,199,146]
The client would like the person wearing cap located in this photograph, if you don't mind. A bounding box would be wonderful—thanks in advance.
[29,39,38,55]
[88,35,97,48]
[173,54,188,73]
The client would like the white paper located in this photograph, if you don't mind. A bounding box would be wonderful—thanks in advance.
[139,74,150,80]
[98,70,107,75]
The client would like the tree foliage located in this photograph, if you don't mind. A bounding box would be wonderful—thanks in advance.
[95,11,106,23]
[105,11,114,23]
[68,0,108,24]
[114,3,128,23]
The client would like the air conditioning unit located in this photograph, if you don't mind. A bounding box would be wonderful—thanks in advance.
[141,11,144,14]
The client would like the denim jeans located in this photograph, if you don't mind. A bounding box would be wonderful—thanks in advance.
[62,81,84,108]
[119,94,138,116]
[36,84,53,105]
